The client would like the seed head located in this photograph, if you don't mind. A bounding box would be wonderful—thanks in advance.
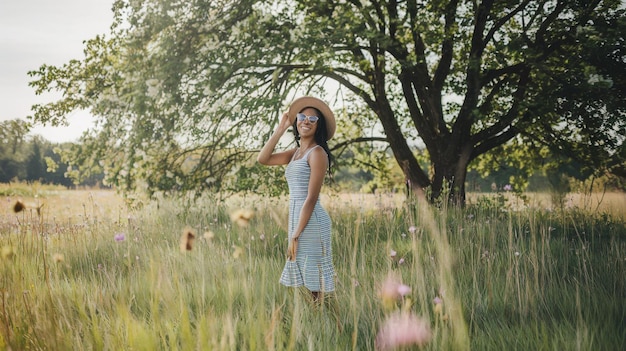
[180,227,196,252]
[13,200,25,213]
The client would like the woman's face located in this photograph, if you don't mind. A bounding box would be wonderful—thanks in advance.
[296,107,320,139]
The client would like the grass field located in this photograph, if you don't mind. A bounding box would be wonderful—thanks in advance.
[0,186,624,350]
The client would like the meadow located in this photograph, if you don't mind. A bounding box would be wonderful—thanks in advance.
[0,184,624,350]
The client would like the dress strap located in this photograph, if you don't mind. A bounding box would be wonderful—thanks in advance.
[303,145,321,160]
[290,148,299,162]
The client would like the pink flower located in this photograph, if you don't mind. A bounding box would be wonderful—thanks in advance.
[408,225,417,233]
[375,312,432,350]
[380,273,412,306]
[433,296,444,316]
[390,249,397,257]
[398,258,405,265]
[380,275,401,302]
[397,284,411,297]
[114,233,126,242]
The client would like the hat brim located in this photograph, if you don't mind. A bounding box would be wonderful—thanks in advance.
[288,96,336,140]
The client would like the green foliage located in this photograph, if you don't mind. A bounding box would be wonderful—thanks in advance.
[0,120,77,186]
[0,119,31,182]
[26,0,626,204]
[25,140,45,182]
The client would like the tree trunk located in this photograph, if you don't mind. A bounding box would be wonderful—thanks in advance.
[415,142,472,206]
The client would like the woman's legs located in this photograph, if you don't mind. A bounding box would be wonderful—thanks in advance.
[310,291,342,331]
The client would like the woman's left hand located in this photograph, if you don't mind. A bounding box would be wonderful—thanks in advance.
[287,237,299,261]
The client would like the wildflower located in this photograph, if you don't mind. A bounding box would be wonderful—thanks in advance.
[390,249,397,258]
[259,234,265,241]
[114,233,126,242]
[515,251,520,257]
[13,200,25,213]
[230,209,255,227]
[380,274,401,302]
[397,284,411,297]
[1,246,15,260]
[52,253,64,263]
[353,279,360,287]
[503,184,513,192]
[433,296,447,320]
[180,227,196,252]
[408,225,417,233]
[380,273,411,308]
[375,312,432,350]
[203,230,215,240]
[398,258,405,265]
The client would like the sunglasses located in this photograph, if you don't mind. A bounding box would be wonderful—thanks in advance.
[296,113,319,123]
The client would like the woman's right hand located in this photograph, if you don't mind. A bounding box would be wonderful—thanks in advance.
[277,112,292,134]
[287,237,299,261]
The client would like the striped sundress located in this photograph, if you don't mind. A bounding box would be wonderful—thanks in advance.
[279,145,335,292]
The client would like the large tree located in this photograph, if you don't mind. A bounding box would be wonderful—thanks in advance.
[29,0,626,203]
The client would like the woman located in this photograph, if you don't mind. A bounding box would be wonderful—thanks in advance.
[257,96,336,301]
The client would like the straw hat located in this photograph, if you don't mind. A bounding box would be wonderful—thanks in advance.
[288,96,336,139]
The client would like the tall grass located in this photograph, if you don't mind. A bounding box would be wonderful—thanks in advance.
[0,190,624,350]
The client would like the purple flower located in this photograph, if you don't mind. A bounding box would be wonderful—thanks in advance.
[503,184,513,191]
[114,233,126,242]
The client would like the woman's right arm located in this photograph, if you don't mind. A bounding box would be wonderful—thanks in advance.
[257,112,296,166]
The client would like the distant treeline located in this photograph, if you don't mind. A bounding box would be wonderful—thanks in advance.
[1,119,623,194]
[0,120,103,187]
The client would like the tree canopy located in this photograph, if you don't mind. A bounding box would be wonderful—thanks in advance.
[29,0,626,203]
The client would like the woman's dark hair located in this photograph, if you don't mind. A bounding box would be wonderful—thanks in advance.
[292,107,333,173]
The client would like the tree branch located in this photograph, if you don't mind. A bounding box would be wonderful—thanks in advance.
[472,66,531,143]
[453,0,494,140]
[330,136,388,152]
[483,0,531,49]
[471,126,518,161]
[433,0,458,92]
[317,70,376,107]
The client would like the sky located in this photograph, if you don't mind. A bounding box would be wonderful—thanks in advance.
[0,0,114,143]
